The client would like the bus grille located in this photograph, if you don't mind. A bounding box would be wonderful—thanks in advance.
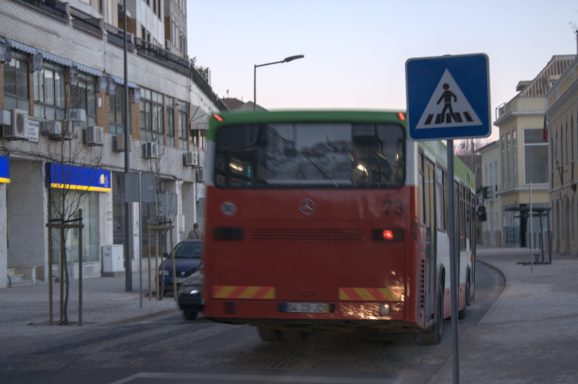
[250,227,365,241]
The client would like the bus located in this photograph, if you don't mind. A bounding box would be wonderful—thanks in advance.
[202,110,477,344]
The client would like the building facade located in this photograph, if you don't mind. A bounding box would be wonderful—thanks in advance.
[546,54,578,257]
[493,55,575,249]
[0,0,224,288]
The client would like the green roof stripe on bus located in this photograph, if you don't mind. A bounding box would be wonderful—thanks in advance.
[208,110,406,141]
[421,140,475,189]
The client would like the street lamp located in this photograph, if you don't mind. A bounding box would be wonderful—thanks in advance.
[253,54,304,111]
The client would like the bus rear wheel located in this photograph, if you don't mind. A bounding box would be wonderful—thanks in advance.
[417,287,443,345]
[458,269,472,320]
[257,326,282,341]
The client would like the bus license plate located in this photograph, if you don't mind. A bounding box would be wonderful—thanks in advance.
[285,302,328,313]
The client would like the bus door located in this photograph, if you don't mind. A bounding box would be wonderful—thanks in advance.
[422,157,437,319]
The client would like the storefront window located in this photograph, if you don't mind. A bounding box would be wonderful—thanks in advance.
[49,190,100,263]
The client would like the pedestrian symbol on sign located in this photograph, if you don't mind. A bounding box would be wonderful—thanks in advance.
[416,69,482,129]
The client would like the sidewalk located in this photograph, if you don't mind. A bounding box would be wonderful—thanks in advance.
[0,271,178,339]
[431,247,578,384]
[2,248,578,383]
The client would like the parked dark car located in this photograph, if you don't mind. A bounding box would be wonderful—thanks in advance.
[158,240,202,295]
[177,268,204,320]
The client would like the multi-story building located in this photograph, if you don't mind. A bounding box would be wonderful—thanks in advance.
[493,55,574,248]
[0,0,225,288]
[546,52,578,257]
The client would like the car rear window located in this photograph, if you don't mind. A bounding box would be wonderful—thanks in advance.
[174,241,203,259]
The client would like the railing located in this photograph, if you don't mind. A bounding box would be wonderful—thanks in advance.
[11,0,68,24]
[105,24,134,52]
[70,8,103,39]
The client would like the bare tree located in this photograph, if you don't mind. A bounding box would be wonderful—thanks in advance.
[46,76,103,324]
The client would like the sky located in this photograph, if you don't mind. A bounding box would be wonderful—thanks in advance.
[187,0,578,140]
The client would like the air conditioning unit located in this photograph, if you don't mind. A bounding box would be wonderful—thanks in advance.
[68,108,86,122]
[40,120,62,137]
[2,109,29,140]
[165,39,171,49]
[84,126,104,146]
[142,142,158,159]
[113,134,125,152]
[195,168,203,182]
[183,151,199,166]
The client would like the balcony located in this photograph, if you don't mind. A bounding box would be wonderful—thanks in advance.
[495,97,546,123]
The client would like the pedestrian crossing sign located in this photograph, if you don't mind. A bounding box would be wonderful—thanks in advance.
[406,54,490,140]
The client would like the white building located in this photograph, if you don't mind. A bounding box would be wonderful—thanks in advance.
[0,0,223,287]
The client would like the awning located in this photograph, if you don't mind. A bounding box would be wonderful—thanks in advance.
[6,39,37,54]
[75,63,102,77]
[111,74,138,89]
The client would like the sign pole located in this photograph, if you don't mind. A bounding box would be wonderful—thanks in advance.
[447,139,460,383]
[406,52,490,384]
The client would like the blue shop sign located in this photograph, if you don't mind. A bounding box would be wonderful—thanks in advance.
[46,163,111,192]
[0,156,9,184]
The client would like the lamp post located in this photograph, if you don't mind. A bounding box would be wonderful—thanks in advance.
[253,54,304,111]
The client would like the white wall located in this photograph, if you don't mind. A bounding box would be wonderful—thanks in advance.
[6,160,46,281]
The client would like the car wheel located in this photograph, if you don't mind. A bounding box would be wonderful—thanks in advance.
[182,309,199,321]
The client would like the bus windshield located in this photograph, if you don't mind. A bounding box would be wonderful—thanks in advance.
[214,122,405,188]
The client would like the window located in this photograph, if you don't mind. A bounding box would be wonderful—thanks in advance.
[140,88,164,144]
[33,62,65,121]
[152,91,164,145]
[166,96,175,147]
[139,88,152,142]
[109,84,126,134]
[178,101,188,149]
[435,166,447,230]
[214,122,405,188]
[512,131,517,185]
[3,52,29,110]
[71,72,97,128]
[524,129,548,183]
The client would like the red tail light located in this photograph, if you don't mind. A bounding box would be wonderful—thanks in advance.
[373,228,404,242]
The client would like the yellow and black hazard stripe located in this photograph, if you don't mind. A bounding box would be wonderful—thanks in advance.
[212,285,276,300]
[339,287,401,301]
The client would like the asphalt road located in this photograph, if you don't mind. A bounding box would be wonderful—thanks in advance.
[0,261,504,384]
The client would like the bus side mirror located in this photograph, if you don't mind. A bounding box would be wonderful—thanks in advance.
[477,206,487,222]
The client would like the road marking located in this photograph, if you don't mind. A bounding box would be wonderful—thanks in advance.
[109,371,400,384]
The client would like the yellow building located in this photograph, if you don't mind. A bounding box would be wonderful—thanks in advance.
[546,54,578,257]
[494,55,575,248]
